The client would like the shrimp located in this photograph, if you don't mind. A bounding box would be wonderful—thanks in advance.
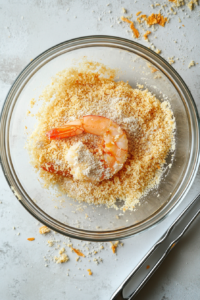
[46,116,128,181]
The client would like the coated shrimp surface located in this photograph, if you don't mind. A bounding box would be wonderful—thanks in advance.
[46,116,128,181]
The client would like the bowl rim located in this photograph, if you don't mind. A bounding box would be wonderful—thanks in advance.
[0,35,200,241]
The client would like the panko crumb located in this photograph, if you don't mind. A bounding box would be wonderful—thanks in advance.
[187,0,194,10]
[168,57,175,65]
[39,225,51,234]
[155,49,161,54]
[47,240,54,247]
[54,253,69,264]
[30,98,36,108]
[71,248,85,257]
[122,7,127,13]
[136,84,144,89]
[188,60,195,68]
[59,247,65,254]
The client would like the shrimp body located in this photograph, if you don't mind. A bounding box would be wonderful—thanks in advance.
[46,116,128,181]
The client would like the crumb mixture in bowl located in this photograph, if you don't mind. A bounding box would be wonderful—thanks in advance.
[27,61,175,211]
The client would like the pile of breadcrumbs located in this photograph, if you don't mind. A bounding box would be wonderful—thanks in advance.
[27,61,175,211]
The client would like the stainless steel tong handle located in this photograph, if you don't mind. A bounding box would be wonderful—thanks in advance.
[110,193,200,300]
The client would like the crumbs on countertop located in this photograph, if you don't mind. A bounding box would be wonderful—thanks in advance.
[54,253,69,264]
[39,225,51,234]
[121,16,140,38]
[188,60,195,68]
[87,269,93,275]
[143,30,151,40]
[110,241,119,254]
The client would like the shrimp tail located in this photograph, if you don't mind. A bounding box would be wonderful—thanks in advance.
[46,125,84,140]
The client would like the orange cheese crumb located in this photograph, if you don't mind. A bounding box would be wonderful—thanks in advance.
[121,16,140,38]
[71,247,85,257]
[146,265,150,269]
[27,237,35,241]
[137,14,147,23]
[87,269,92,275]
[147,13,168,27]
[182,24,185,27]
[110,241,119,253]
[136,11,142,16]
[143,31,151,40]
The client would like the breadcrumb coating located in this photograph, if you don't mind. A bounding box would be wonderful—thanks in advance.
[26,61,175,211]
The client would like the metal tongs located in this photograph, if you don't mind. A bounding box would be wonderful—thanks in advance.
[110,193,200,300]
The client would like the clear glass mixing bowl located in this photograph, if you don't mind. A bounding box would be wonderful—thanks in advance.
[0,36,199,241]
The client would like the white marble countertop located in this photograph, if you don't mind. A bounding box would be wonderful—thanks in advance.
[0,1,200,299]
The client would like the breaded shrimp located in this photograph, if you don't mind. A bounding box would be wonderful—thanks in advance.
[46,116,128,181]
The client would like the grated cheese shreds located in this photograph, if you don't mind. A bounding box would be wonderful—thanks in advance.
[137,13,168,27]
[121,16,140,38]
[136,11,142,16]
[26,61,176,211]
[143,30,151,40]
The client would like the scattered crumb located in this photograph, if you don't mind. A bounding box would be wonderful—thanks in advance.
[136,84,144,89]
[59,247,65,254]
[110,241,119,253]
[187,0,194,10]
[155,49,161,54]
[27,237,35,241]
[188,60,195,68]
[54,253,69,264]
[150,66,158,73]
[30,98,36,108]
[168,57,175,64]
[39,225,51,234]
[136,11,142,16]
[47,240,54,247]
[122,7,127,13]
[121,16,140,38]
[87,269,93,275]
[143,30,151,40]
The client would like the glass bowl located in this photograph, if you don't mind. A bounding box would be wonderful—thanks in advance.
[0,36,199,241]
